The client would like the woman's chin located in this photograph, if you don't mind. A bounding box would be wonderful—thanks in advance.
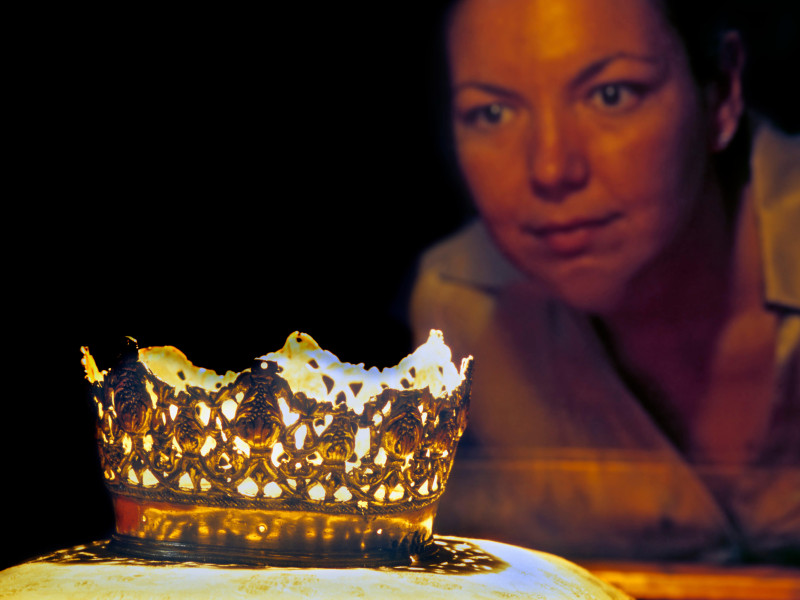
[545,275,630,315]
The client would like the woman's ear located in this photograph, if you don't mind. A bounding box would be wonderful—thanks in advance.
[707,31,746,152]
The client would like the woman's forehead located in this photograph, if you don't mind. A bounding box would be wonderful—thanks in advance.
[448,0,679,76]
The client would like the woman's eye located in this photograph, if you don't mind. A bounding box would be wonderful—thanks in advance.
[588,83,644,112]
[459,103,513,129]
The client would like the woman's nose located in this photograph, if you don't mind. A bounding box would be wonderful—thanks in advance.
[526,111,589,202]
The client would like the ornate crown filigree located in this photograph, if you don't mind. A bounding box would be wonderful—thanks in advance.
[81,331,472,566]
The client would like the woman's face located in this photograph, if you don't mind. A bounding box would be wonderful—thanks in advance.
[449,0,714,312]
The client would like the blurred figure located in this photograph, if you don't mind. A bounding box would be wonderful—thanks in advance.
[412,0,799,563]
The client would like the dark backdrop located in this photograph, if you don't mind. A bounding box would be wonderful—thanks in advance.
[4,2,797,570]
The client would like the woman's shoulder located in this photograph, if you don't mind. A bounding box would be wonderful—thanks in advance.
[410,220,524,354]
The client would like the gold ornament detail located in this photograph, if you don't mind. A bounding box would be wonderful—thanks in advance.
[81,331,472,566]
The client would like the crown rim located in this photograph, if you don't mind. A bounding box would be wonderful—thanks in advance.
[109,494,441,567]
[83,332,472,566]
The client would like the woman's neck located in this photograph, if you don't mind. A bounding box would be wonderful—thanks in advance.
[601,177,735,331]
[591,178,774,461]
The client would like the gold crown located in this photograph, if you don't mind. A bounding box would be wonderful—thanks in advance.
[81,331,472,566]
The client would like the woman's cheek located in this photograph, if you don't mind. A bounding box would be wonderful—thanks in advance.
[457,135,527,223]
[594,111,703,218]
[608,88,707,200]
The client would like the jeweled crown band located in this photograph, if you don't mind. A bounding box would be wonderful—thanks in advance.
[82,332,472,516]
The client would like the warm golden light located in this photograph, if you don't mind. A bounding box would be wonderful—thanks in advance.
[80,331,472,566]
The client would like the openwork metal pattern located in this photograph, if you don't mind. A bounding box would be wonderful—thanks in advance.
[31,537,508,575]
[85,345,470,513]
[81,332,472,565]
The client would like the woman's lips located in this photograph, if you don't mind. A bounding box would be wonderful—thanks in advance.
[524,213,621,256]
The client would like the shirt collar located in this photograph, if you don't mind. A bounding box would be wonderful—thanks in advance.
[426,220,524,293]
[751,120,800,312]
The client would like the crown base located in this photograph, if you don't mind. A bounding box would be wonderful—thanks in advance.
[111,494,439,567]
[107,534,441,568]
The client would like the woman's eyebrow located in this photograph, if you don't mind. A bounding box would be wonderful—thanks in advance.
[451,81,519,98]
[570,52,663,88]
[452,53,664,99]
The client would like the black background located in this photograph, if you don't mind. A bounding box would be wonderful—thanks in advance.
[3,2,798,570]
